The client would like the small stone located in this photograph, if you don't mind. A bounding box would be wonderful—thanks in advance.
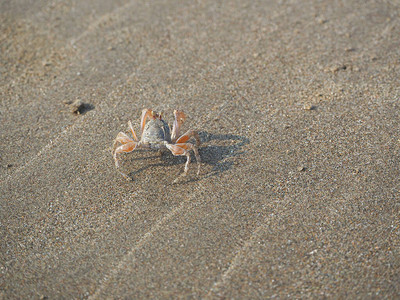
[303,104,315,111]
[330,64,347,73]
[64,99,87,115]
[297,166,306,172]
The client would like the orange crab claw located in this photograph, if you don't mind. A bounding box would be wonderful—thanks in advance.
[141,109,153,133]
[175,130,201,146]
[171,110,186,142]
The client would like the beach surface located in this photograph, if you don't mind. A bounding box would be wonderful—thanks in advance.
[1,0,399,298]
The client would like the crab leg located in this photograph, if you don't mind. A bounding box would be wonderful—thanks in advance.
[113,141,138,180]
[178,143,201,175]
[128,121,139,142]
[166,142,201,177]
[171,110,186,143]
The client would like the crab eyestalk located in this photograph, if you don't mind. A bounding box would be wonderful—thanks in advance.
[150,110,163,120]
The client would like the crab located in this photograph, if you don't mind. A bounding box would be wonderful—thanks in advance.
[112,109,201,181]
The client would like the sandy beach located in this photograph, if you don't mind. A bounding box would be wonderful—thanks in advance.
[1,0,399,298]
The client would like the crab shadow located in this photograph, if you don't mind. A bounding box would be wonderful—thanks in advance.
[125,131,249,181]
[196,131,249,177]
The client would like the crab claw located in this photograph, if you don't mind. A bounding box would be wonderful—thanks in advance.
[171,110,186,142]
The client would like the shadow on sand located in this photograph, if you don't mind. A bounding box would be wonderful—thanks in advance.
[197,131,249,177]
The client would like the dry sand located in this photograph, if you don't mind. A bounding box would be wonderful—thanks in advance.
[1,0,399,298]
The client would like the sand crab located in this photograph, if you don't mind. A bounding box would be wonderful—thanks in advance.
[112,109,201,181]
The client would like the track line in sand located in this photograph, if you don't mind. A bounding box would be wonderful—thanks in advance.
[3,71,140,186]
[4,96,105,184]
[88,185,206,299]
[205,224,267,298]
[70,0,136,46]
[90,206,268,299]
[1,0,132,89]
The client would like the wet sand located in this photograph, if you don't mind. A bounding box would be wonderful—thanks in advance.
[1,0,399,298]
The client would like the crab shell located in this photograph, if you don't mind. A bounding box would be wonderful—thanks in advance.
[141,118,172,148]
